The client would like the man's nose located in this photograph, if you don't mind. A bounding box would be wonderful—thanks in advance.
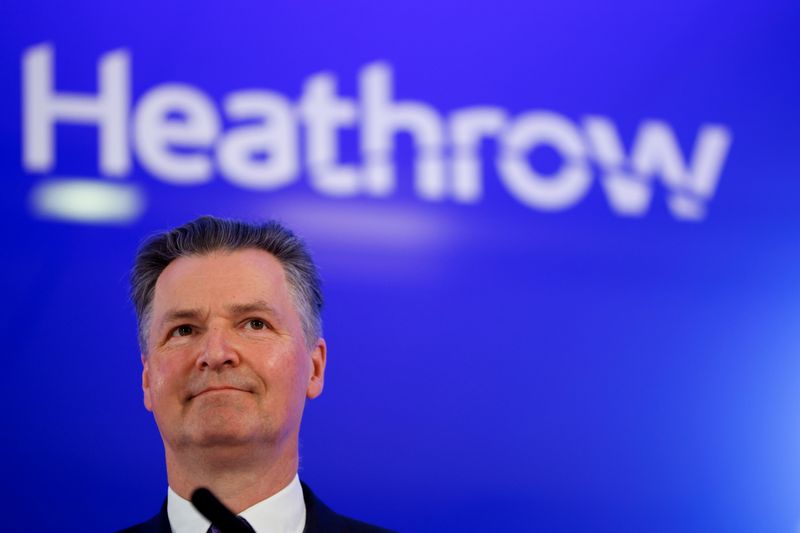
[196,326,240,370]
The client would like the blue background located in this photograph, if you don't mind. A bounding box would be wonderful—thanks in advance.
[1,1,799,531]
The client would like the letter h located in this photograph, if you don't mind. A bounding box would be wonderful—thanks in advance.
[22,43,130,176]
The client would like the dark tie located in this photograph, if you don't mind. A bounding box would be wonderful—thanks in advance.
[206,515,255,533]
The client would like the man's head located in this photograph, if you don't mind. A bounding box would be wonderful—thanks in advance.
[130,216,326,463]
[131,215,323,353]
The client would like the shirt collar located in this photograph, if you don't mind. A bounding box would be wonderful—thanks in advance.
[167,474,306,533]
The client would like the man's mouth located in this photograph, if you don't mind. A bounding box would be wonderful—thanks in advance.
[191,386,248,399]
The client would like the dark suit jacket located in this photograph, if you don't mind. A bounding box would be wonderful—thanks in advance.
[118,482,393,533]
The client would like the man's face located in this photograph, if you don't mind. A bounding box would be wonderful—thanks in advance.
[141,249,325,455]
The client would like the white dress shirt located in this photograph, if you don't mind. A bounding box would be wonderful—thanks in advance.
[166,474,306,533]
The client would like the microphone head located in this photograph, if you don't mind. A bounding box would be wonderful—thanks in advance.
[191,487,252,533]
[190,487,218,515]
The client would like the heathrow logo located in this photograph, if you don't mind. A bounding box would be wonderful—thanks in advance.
[22,43,732,223]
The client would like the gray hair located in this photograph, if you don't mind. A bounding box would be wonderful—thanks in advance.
[131,215,323,353]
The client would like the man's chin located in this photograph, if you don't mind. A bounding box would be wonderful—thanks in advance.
[178,414,263,447]
[180,426,264,453]
[193,432,255,448]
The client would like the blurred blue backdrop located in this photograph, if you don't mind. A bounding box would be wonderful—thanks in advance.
[1,1,799,531]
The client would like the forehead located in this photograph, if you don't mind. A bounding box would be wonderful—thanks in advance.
[151,249,292,315]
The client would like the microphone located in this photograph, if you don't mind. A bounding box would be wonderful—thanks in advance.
[191,487,254,533]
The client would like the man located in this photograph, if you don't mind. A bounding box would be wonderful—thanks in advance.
[120,216,391,533]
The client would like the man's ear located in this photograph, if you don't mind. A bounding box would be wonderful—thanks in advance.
[141,354,153,412]
[306,338,326,400]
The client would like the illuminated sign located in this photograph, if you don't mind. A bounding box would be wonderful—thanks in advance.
[22,43,732,222]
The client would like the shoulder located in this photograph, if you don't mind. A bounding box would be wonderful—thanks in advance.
[301,481,395,533]
[116,500,171,533]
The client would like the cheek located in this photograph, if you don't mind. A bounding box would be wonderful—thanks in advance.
[148,358,186,403]
[260,350,310,397]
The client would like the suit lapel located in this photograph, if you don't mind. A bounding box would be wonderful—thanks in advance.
[301,481,339,533]
[156,499,172,533]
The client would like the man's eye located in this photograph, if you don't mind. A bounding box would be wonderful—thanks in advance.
[247,319,267,330]
[172,325,193,337]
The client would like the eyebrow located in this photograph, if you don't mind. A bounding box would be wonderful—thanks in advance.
[158,308,206,329]
[226,300,280,317]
